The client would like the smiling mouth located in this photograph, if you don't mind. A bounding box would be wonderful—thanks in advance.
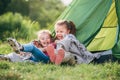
[42,42,49,46]
[58,36,63,39]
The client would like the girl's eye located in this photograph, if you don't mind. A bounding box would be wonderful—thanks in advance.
[41,38,45,40]
[41,39,44,41]
[46,37,50,39]
[41,37,50,40]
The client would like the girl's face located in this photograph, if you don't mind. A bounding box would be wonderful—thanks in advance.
[38,33,51,47]
[55,24,70,40]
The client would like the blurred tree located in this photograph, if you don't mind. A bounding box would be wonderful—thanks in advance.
[0,0,11,15]
[0,0,66,41]
[6,0,29,16]
[0,12,40,41]
[0,0,65,28]
[29,0,65,28]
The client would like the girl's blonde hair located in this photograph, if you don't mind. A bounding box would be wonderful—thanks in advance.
[37,30,52,40]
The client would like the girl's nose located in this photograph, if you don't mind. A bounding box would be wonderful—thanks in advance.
[44,39,47,41]
[44,38,49,41]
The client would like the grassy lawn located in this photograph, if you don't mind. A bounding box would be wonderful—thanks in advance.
[0,43,120,80]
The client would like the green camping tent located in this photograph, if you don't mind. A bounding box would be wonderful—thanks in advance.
[49,0,120,59]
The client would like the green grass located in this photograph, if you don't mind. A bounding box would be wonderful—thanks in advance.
[0,43,120,80]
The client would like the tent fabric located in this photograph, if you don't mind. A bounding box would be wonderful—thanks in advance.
[49,0,120,58]
[87,0,118,51]
[50,0,113,49]
[112,0,120,59]
[58,0,112,46]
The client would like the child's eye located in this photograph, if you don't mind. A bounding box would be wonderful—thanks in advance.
[46,37,50,39]
[56,31,58,33]
[41,38,45,40]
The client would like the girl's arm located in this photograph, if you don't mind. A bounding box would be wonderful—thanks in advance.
[38,47,46,52]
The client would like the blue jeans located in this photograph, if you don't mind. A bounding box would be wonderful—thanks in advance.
[23,43,50,63]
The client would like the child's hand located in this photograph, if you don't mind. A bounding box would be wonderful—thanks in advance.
[33,40,42,48]
[55,40,60,43]
[19,52,25,56]
[39,47,46,52]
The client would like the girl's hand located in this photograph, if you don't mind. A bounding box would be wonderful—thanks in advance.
[19,52,25,56]
[55,40,60,43]
[39,48,46,52]
[33,40,42,48]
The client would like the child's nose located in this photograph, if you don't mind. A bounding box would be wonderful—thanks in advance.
[44,38,49,41]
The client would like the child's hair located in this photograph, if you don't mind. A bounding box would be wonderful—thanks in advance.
[55,20,76,35]
[34,30,52,48]
[37,30,52,40]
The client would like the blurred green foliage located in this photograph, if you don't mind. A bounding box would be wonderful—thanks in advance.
[0,0,65,41]
[29,0,65,28]
[0,0,65,28]
[0,12,40,41]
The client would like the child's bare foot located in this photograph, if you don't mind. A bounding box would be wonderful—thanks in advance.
[46,45,56,63]
[55,48,65,65]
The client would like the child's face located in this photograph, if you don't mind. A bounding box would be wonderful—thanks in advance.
[38,33,51,47]
[55,24,70,40]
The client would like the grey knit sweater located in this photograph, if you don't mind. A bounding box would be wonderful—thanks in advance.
[56,34,101,64]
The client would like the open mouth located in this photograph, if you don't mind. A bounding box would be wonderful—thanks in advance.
[58,36,63,39]
[42,42,50,47]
